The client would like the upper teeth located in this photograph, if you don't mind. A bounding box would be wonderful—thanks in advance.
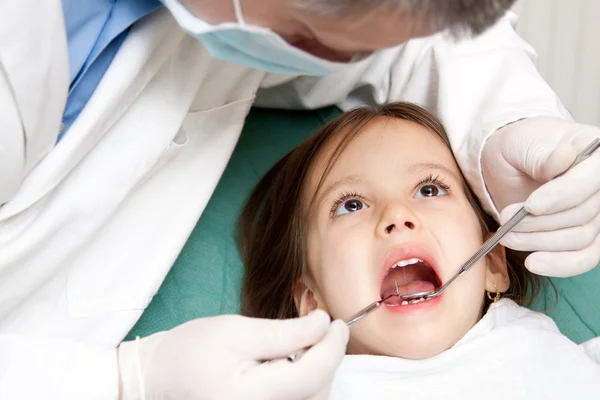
[393,258,423,268]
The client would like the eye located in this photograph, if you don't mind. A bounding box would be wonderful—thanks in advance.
[414,175,450,199]
[415,184,446,198]
[332,195,369,217]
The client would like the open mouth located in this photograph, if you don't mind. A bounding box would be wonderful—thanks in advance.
[380,257,442,306]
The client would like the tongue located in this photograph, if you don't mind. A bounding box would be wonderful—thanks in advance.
[380,264,437,302]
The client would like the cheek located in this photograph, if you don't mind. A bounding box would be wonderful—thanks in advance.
[428,200,488,304]
[315,227,364,288]
[428,199,483,254]
[307,220,375,316]
[421,199,487,291]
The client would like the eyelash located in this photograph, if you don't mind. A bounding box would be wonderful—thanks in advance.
[416,174,451,194]
[330,191,366,217]
[328,174,451,218]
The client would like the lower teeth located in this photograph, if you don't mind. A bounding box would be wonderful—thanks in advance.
[402,297,428,306]
[390,296,434,307]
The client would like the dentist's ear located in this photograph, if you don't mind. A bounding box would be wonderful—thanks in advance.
[293,279,328,317]
[485,244,510,293]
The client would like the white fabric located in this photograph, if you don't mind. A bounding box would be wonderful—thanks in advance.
[581,336,600,364]
[0,0,573,397]
[330,299,600,399]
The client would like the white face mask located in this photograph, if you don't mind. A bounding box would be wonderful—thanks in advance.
[162,0,364,76]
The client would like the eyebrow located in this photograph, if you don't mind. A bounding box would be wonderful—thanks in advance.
[313,162,460,211]
[405,162,460,181]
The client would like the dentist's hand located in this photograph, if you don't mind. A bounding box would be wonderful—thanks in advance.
[482,116,600,277]
[118,310,349,400]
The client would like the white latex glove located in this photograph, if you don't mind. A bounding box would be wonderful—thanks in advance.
[482,116,600,277]
[118,310,348,400]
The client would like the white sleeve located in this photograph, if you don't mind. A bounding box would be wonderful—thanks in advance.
[579,336,600,364]
[0,334,120,399]
[256,11,571,216]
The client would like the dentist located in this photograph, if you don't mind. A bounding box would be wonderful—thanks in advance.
[0,0,598,398]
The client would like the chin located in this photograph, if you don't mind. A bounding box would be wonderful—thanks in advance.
[351,327,460,360]
[396,330,456,359]
[385,341,449,360]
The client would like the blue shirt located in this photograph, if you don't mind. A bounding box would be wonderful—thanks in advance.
[59,0,161,141]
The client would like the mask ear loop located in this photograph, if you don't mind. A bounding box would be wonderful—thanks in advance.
[232,0,246,25]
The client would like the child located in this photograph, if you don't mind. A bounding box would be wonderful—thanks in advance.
[239,103,600,398]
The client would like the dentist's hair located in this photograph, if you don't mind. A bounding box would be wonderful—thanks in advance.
[238,102,553,320]
[294,0,517,35]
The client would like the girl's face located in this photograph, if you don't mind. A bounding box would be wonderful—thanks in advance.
[295,117,509,359]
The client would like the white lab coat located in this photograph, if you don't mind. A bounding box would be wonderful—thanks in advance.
[0,1,571,398]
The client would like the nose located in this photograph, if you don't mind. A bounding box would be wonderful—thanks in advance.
[376,202,419,237]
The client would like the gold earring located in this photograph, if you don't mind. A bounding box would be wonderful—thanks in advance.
[486,283,501,303]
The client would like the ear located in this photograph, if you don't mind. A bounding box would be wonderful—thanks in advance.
[293,279,328,317]
[484,243,510,293]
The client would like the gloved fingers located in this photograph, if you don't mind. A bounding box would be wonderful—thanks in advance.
[526,132,600,215]
[501,212,600,252]
[501,191,600,232]
[523,234,600,277]
[239,320,349,400]
[530,126,596,182]
[240,310,331,361]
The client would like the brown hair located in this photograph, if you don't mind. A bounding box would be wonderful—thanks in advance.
[239,102,549,320]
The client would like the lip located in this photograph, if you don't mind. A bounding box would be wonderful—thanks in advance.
[379,243,443,296]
